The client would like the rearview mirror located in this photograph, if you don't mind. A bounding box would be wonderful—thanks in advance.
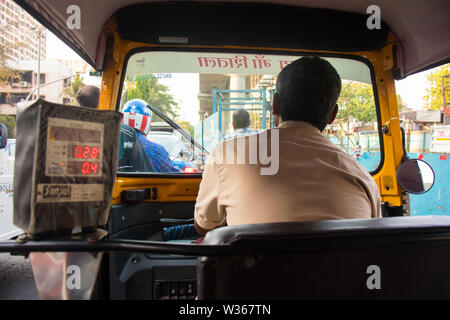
[397,159,435,194]
[0,123,7,149]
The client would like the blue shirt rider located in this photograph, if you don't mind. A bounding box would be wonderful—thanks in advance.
[122,99,179,173]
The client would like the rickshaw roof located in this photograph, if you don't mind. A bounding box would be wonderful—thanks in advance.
[14,0,450,79]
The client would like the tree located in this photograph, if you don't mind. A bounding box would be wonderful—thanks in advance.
[178,120,194,136]
[121,76,179,121]
[423,63,450,110]
[0,25,22,137]
[0,26,22,85]
[0,46,19,84]
[0,115,16,138]
[337,81,376,122]
[62,75,85,105]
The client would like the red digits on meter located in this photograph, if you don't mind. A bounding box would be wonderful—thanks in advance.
[83,147,90,158]
[81,162,90,174]
[81,162,99,175]
[74,146,83,158]
[73,146,100,159]
[90,163,98,174]
[91,147,99,159]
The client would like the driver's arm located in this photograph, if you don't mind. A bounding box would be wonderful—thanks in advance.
[194,148,226,235]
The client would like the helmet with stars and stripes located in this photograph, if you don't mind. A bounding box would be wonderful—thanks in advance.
[122,99,152,135]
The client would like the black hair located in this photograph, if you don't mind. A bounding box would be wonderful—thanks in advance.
[76,85,100,109]
[232,108,251,129]
[276,57,341,131]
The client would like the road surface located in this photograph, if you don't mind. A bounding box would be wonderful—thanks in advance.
[0,253,38,300]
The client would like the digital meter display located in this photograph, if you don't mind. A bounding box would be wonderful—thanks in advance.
[45,118,104,177]
[66,161,100,175]
[68,145,100,160]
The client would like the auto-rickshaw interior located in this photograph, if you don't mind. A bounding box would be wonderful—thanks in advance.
[2,0,450,300]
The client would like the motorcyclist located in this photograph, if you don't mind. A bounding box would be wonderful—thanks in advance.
[122,99,179,173]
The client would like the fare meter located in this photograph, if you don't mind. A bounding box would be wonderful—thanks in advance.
[46,117,103,177]
[14,100,122,235]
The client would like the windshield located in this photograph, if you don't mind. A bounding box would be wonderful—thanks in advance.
[118,51,382,174]
[148,133,184,159]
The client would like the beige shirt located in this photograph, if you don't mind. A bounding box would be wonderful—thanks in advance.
[194,121,382,230]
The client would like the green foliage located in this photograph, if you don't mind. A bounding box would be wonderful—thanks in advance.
[178,120,194,136]
[337,81,376,122]
[72,76,85,98]
[423,63,450,110]
[0,115,16,138]
[0,48,19,84]
[121,76,179,121]
[0,25,25,85]
[62,75,85,104]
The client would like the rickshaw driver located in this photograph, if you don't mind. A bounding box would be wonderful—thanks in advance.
[194,57,382,236]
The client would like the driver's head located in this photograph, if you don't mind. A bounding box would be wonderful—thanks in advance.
[76,85,100,109]
[232,108,251,130]
[274,57,341,131]
[122,99,153,135]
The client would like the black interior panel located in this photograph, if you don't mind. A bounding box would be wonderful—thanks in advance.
[116,2,389,52]
[108,202,195,236]
[106,201,197,299]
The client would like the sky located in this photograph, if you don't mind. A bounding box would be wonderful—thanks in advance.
[395,72,430,110]
[46,32,81,60]
[158,73,200,124]
[46,31,435,124]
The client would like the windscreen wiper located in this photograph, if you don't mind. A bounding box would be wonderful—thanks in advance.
[147,105,209,155]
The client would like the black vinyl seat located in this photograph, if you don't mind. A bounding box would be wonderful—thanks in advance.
[197,216,450,299]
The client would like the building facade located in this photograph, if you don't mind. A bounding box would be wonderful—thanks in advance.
[0,60,72,114]
[0,0,46,62]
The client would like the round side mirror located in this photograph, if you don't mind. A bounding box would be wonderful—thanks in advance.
[397,159,435,194]
[0,123,8,149]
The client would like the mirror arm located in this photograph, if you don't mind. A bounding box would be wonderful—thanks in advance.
[400,127,410,162]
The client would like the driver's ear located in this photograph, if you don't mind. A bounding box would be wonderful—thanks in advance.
[272,93,280,116]
[328,104,338,124]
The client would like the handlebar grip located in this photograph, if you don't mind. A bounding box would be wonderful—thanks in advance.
[162,224,198,241]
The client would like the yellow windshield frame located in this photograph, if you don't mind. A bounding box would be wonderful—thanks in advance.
[101,26,403,207]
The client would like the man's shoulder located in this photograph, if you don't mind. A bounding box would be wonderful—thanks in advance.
[152,141,166,151]
[218,128,275,146]
[136,132,155,150]
[326,145,377,188]
[146,138,167,153]
[272,128,375,181]
[223,133,235,140]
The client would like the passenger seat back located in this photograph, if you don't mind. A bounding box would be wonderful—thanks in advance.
[197,216,450,299]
